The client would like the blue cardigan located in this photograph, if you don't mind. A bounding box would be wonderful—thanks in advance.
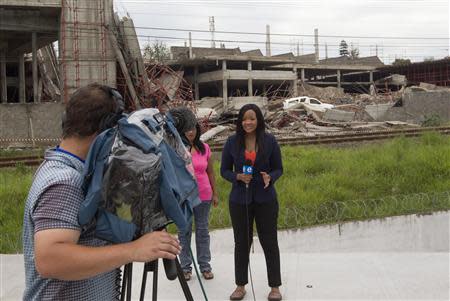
[220,133,283,204]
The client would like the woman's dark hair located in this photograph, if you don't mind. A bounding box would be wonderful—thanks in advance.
[168,106,197,147]
[192,123,206,155]
[236,103,265,153]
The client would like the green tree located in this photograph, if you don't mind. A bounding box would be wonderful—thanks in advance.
[392,58,412,66]
[339,40,349,56]
[349,44,360,59]
[143,40,170,63]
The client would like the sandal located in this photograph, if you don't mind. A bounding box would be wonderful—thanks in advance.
[230,287,246,300]
[268,290,282,301]
[202,271,214,280]
[183,271,192,281]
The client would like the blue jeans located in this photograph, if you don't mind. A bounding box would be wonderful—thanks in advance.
[178,201,212,273]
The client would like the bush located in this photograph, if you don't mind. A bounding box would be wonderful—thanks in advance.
[422,114,442,127]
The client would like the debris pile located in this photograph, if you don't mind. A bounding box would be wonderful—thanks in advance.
[197,80,449,143]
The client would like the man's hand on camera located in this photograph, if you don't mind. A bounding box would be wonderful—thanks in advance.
[130,231,181,262]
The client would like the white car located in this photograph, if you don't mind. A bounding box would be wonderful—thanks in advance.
[283,96,335,110]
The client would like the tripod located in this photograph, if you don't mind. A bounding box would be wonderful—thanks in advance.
[121,257,194,301]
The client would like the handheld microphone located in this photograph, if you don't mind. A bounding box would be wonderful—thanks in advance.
[243,159,253,189]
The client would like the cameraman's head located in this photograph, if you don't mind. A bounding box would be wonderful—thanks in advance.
[62,83,124,139]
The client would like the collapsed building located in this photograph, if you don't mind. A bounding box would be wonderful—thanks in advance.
[0,0,192,145]
[1,0,450,146]
[167,46,384,114]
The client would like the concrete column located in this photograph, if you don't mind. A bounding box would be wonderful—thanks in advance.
[19,54,25,103]
[337,69,341,89]
[222,60,227,108]
[32,32,39,103]
[0,52,6,103]
[194,66,199,100]
[188,32,193,58]
[265,25,271,57]
[292,66,298,96]
[247,61,253,96]
[369,71,374,83]
[314,28,319,62]
[301,68,305,82]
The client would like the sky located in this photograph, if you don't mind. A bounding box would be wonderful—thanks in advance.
[114,0,450,64]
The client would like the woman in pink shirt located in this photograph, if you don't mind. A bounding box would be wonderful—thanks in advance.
[178,122,219,281]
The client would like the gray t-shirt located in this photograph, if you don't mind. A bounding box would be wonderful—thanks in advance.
[23,150,121,300]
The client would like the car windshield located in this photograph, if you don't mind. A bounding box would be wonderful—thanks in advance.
[310,99,321,104]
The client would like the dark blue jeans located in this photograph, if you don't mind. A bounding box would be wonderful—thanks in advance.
[178,201,212,273]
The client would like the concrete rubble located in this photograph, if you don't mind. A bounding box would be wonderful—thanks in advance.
[1,2,448,145]
[198,79,450,144]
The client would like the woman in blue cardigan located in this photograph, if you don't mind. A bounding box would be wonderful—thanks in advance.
[221,104,283,301]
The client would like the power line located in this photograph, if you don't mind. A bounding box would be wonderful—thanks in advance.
[132,26,449,40]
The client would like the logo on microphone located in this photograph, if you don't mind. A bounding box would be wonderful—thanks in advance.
[243,165,253,175]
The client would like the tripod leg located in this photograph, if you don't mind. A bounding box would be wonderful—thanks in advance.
[175,257,194,301]
[152,260,159,301]
[126,263,133,301]
[120,264,128,301]
[139,263,148,301]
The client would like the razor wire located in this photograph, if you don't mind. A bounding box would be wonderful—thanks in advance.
[209,190,450,230]
[2,191,450,253]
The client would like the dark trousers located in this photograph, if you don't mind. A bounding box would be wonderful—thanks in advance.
[229,200,281,288]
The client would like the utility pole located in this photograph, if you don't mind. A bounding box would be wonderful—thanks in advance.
[297,41,300,56]
[314,28,319,62]
[265,24,271,57]
[325,43,328,59]
[188,32,193,58]
[209,16,216,48]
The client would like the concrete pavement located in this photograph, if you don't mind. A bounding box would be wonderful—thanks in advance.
[1,211,449,300]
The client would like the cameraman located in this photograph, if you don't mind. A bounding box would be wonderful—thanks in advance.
[22,84,181,300]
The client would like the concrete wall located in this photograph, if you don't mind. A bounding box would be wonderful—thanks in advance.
[365,103,393,120]
[229,96,267,111]
[323,109,355,122]
[382,91,450,123]
[197,70,297,83]
[0,103,63,139]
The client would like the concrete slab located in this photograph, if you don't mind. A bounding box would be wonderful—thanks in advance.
[323,109,355,122]
[229,96,267,111]
[1,211,449,300]
[365,104,393,121]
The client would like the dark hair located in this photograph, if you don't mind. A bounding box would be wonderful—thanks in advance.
[192,123,206,155]
[62,83,124,138]
[168,106,197,134]
[168,106,197,147]
[236,104,265,153]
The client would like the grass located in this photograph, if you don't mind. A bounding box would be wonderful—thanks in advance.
[2,133,450,253]
[0,165,34,253]
[0,148,45,158]
[209,132,450,229]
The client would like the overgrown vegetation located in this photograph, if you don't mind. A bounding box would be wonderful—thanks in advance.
[422,114,443,127]
[2,133,450,253]
[0,166,33,253]
[0,148,44,158]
